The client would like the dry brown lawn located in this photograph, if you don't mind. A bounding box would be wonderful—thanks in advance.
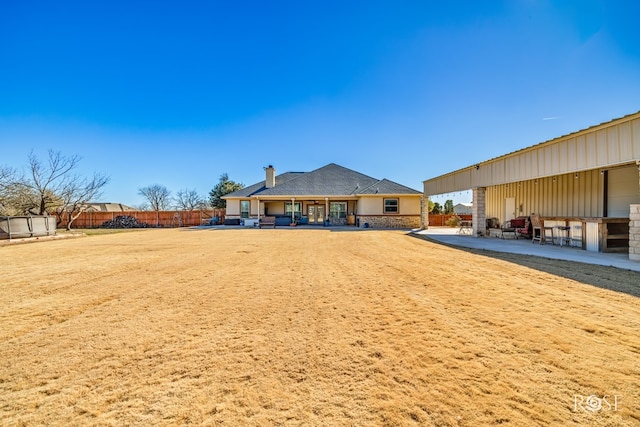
[1,228,639,426]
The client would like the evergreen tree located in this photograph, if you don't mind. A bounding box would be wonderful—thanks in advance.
[209,173,243,208]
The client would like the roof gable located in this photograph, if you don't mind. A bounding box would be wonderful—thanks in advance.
[257,163,379,196]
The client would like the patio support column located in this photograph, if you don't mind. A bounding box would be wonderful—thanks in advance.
[257,198,260,222]
[630,204,640,262]
[291,198,295,223]
[632,162,640,261]
[472,187,486,237]
[325,198,329,224]
[355,200,358,227]
[421,196,429,230]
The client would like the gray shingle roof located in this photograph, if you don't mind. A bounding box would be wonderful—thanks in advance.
[224,172,304,198]
[357,178,422,195]
[257,163,379,196]
[224,163,420,198]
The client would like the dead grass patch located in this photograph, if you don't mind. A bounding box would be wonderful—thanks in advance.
[1,228,638,426]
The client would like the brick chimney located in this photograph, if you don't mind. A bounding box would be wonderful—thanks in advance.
[265,165,275,188]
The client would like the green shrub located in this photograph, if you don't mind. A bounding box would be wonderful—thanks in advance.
[445,215,461,227]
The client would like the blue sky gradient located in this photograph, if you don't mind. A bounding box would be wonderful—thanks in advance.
[1,1,639,206]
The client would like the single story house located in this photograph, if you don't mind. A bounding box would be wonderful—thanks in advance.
[423,111,640,261]
[454,203,473,215]
[85,202,136,212]
[224,163,422,228]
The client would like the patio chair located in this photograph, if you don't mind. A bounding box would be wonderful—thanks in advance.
[515,217,531,239]
[530,213,553,244]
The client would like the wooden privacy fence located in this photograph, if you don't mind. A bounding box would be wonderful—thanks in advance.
[428,214,472,226]
[59,209,226,229]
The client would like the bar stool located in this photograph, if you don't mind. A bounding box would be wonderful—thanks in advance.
[555,226,571,246]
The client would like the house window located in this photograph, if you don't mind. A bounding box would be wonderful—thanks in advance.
[240,201,250,218]
[384,198,398,214]
[285,202,302,219]
[330,202,347,220]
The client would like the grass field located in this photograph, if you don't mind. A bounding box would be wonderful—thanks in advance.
[1,228,639,426]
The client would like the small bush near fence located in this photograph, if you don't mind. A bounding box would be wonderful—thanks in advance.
[445,215,462,227]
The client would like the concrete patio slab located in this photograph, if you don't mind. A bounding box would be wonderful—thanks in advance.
[414,227,640,272]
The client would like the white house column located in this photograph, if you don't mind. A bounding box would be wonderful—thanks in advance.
[472,187,486,237]
[257,198,261,222]
[325,198,329,224]
[291,198,295,223]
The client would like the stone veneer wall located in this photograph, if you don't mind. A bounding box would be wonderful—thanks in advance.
[630,204,640,262]
[329,218,347,226]
[472,187,486,237]
[421,197,429,229]
[358,215,421,229]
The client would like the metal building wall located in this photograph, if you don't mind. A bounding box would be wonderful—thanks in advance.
[485,169,604,223]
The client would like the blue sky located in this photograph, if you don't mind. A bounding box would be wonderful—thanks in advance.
[1,1,639,207]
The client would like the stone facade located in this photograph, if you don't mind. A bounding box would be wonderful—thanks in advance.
[329,217,347,226]
[358,215,421,229]
[630,204,640,262]
[421,196,429,229]
[472,187,486,237]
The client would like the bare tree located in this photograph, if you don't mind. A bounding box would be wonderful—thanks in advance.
[1,151,109,221]
[27,150,81,215]
[0,163,53,216]
[175,188,205,210]
[54,172,111,230]
[0,166,14,188]
[0,166,18,215]
[138,184,171,211]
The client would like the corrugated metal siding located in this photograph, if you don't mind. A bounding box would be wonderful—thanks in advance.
[585,222,600,251]
[569,221,583,247]
[607,166,640,216]
[484,170,604,223]
[424,114,640,195]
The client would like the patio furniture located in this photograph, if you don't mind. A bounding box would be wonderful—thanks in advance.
[513,217,531,239]
[243,218,259,227]
[500,219,518,239]
[554,226,571,246]
[486,217,500,229]
[530,214,553,244]
[258,216,276,228]
[458,220,472,234]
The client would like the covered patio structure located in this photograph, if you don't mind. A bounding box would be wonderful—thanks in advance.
[423,111,640,262]
[255,196,358,226]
